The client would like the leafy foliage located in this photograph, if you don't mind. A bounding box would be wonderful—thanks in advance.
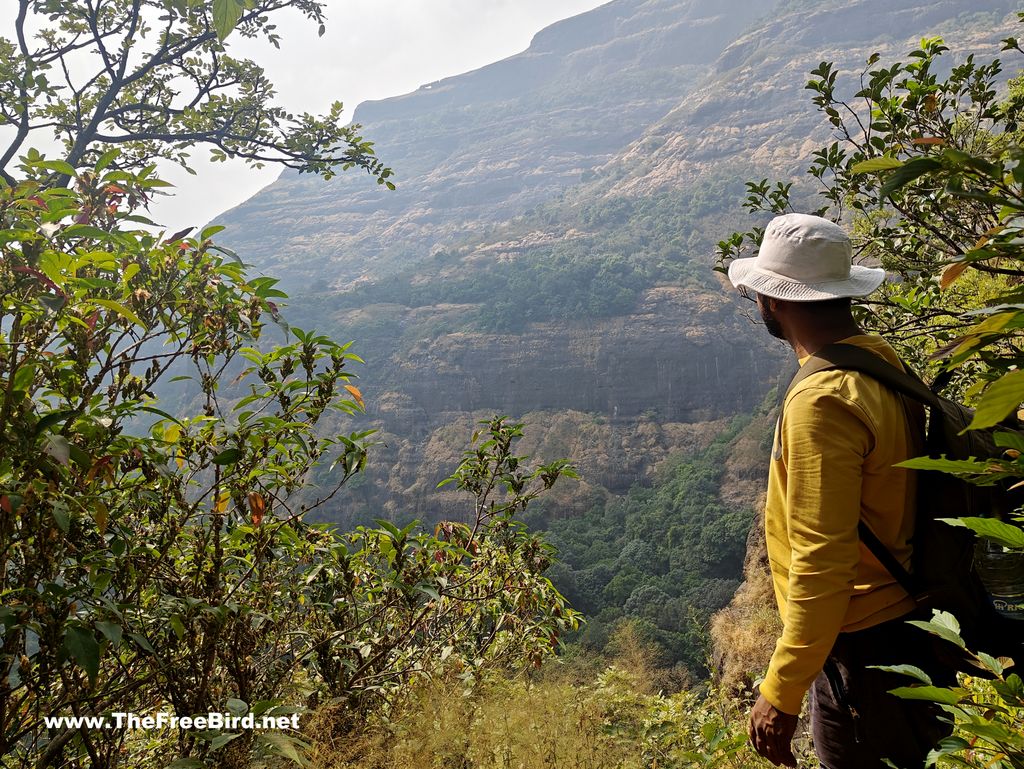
[885,611,1024,769]
[0,0,394,186]
[0,161,577,768]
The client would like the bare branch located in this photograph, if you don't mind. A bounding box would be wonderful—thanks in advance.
[0,0,33,180]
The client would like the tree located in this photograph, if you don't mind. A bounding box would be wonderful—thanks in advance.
[0,0,394,187]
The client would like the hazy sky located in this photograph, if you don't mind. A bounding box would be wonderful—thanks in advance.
[148,0,609,229]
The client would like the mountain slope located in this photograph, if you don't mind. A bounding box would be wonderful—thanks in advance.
[218,0,776,290]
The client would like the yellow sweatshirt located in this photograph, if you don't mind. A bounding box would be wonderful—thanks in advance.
[759,334,922,715]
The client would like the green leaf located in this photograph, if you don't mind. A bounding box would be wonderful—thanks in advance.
[258,731,310,766]
[209,732,242,750]
[63,626,100,684]
[996,430,1024,453]
[907,610,965,649]
[975,651,1005,676]
[212,448,242,465]
[93,299,146,328]
[34,409,75,436]
[869,663,932,685]
[415,584,440,602]
[51,501,71,533]
[95,148,120,173]
[13,365,36,393]
[34,159,77,176]
[925,736,972,766]
[879,157,942,197]
[851,157,904,173]
[63,224,114,240]
[140,406,184,426]
[200,224,226,240]
[888,685,962,705]
[895,456,990,475]
[957,720,1024,744]
[212,0,243,40]
[166,760,205,769]
[993,674,1024,705]
[226,697,248,716]
[96,621,123,646]
[966,369,1024,431]
[940,517,1024,549]
[375,518,401,539]
[169,615,185,640]
[128,633,157,655]
[39,293,66,312]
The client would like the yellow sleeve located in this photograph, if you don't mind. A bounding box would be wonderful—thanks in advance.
[759,386,874,715]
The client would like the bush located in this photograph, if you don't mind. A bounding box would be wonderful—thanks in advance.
[0,161,579,768]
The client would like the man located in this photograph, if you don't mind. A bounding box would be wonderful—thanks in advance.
[727,214,952,768]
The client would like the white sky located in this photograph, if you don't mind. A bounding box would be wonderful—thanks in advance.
[155,0,610,229]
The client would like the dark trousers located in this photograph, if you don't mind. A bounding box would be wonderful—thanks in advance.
[810,612,956,769]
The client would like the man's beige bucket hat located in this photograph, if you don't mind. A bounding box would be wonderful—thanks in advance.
[727,213,885,301]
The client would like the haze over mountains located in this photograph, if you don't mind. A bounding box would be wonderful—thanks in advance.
[222,0,769,288]
[218,0,1014,521]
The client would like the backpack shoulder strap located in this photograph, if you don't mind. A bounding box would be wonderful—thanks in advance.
[796,343,942,410]
[777,342,938,455]
[857,520,922,598]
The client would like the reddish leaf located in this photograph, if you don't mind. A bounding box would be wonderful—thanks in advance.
[344,384,364,407]
[248,492,266,526]
[12,266,60,293]
[165,227,193,245]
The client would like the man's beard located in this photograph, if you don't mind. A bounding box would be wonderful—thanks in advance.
[757,294,786,340]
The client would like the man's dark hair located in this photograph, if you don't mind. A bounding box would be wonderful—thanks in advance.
[754,293,853,313]
[804,297,853,312]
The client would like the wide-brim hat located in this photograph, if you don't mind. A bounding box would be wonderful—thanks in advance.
[727,213,885,301]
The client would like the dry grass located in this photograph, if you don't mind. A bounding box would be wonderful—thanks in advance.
[709,486,781,696]
[302,623,809,769]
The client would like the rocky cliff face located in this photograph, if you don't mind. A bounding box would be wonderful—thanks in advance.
[608,0,1014,194]
[375,287,775,423]
[310,283,792,526]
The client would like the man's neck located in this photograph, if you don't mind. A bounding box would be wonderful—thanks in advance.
[787,322,865,360]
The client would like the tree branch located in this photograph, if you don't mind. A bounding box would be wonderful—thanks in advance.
[0,0,34,181]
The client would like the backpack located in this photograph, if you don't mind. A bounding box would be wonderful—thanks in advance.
[785,342,1024,662]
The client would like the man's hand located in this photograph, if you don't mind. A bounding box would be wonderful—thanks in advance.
[748,693,799,767]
